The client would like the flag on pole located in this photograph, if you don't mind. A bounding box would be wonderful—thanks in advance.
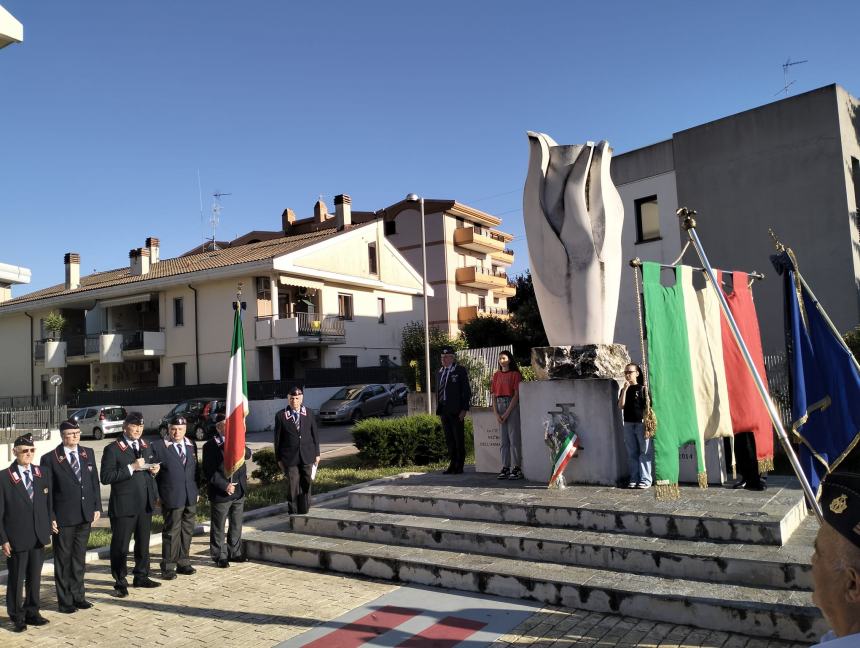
[224,304,249,477]
[549,431,579,487]
[772,249,860,494]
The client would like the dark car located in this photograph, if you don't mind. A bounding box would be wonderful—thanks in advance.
[318,384,393,423]
[158,397,224,441]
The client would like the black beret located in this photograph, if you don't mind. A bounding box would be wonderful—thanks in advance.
[214,413,226,423]
[59,419,80,433]
[821,471,860,550]
[124,411,144,425]
[169,415,187,426]
[14,433,35,447]
[440,346,455,356]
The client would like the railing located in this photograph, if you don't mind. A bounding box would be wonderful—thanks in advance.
[65,334,100,356]
[0,405,67,443]
[256,313,345,340]
[763,352,792,429]
[485,307,509,316]
[122,329,164,351]
[488,231,507,243]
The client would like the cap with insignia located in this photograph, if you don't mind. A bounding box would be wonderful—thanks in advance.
[169,415,187,426]
[59,419,80,433]
[124,411,144,425]
[440,346,455,356]
[821,471,860,550]
[13,433,35,447]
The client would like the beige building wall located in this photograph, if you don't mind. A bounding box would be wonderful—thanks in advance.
[0,313,33,397]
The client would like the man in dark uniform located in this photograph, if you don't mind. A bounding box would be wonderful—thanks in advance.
[100,411,161,597]
[203,413,251,567]
[436,347,472,474]
[41,419,102,613]
[0,434,52,632]
[152,415,198,580]
[274,386,320,514]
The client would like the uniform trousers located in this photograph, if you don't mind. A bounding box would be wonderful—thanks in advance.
[109,512,152,584]
[210,497,245,561]
[6,546,44,622]
[161,504,197,572]
[440,413,466,470]
[285,464,313,514]
[53,522,91,607]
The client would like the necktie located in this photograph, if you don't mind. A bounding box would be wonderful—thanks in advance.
[70,451,82,481]
[292,411,299,427]
[23,469,33,500]
[132,441,141,459]
[176,443,186,465]
[440,367,452,402]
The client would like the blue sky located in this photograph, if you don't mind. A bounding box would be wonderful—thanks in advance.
[2,1,859,294]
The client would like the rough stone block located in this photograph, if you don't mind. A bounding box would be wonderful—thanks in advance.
[531,344,631,381]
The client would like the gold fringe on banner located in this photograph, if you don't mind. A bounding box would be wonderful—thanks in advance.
[698,472,709,489]
[758,456,774,473]
[654,481,681,501]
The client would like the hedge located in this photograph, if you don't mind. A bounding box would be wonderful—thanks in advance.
[352,414,474,467]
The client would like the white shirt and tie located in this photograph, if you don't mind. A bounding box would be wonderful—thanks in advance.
[16,463,35,499]
[63,446,83,481]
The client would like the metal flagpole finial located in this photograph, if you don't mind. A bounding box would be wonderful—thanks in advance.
[234,282,246,311]
[629,257,642,268]
[676,207,697,230]
[768,228,786,253]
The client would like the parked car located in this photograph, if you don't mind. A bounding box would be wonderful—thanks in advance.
[68,405,127,440]
[386,383,408,406]
[319,384,393,423]
[158,397,224,441]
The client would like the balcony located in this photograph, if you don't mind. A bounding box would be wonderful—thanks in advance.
[494,281,517,298]
[122,330,166,357]
[66,334,101,364]
[255,313,345,346]
[453,227,506,255]
[490,248,515,264]
[457,306,511,324]
[455,266,508,290]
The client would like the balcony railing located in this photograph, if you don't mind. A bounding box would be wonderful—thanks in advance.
[122,330,166,353]
[65,334,100,357]
[255,313,345,344]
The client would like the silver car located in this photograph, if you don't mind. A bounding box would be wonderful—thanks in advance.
[319,384,393,423]
[69,405,127,440]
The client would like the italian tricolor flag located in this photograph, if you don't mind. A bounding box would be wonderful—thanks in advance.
[224,305,249,477]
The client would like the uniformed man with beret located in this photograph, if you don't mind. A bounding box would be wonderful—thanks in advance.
[0,434,52,632]
[41,419,102,613]
[100,411,161,597]
[152,415,198,579]
[436,347,472,474]
[203,413,251,567]
[811,470,860,646]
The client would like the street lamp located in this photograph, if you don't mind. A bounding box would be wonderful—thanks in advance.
[406,193,432,414]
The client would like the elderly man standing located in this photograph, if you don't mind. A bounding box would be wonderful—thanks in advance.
[0,434,52,632]
[811,470,860,646]
[436,346,472,474]
[100,411,161,597]
[274,386,320,514]
[41,419,102,613]
[203,413,251,567]
[152,415,199,580]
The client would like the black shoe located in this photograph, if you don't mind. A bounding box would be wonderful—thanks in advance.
[453,466,464,474]
[161,571,177,580]
[229,555,247,563]
[114,583,129,598]
[731,479,747,489]
[132,577,161,588]
[508,467,524,480]
[744,481,768,492]
[74,600,93,610]
[215,559,229,568]
[25,614,49,626]
[443,466,456,474]
[497,467,510,480]
[58,606,77,614]
[11,619,26,632]
[177,565,196,576]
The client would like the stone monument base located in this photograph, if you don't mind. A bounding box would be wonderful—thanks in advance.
[531,344,630,381]
[520,378,627,486]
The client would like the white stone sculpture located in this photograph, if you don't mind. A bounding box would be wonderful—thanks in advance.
[523,132,624,346]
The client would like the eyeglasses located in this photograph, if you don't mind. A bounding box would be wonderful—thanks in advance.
[625,370,638,374]
[17,448,35,454]
[62,430,81,435]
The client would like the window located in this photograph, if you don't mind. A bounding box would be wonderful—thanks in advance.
[173,362,186,387]
[339,355,358,369]
[173,297,184,327]
[338,293,354,320]
[456,217,465,228]
[379,354,391,366]
[478,296,486,311]
[384,220,397,236]
[635,196,661,243]
[377,297,385,324]
[368,242,378,275]
[255,276,271,301]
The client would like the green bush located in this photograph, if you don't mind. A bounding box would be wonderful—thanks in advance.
[251,447,283,485]
[352,414,474,467]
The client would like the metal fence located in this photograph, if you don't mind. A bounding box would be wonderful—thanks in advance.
[763,352,792,429]
[0,405,67,443]
[459,345,514,408]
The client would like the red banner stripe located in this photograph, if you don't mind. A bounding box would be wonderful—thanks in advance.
[223,405,246,476]
[303,606,420,648]
[396,615,486,647]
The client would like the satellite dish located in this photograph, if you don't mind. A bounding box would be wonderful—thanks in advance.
[49,374,63,386]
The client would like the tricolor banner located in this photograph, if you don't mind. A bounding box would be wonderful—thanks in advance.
[549,431,579,487]
[224,304,249,477]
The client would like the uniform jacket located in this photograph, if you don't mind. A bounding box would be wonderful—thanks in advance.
[274,406,320,467]
[436,363,472,415]
[41,444,102,527]
[152,437,198,509]
[100,437,158,517]
[0,462,52,550]
[202,437,251,504]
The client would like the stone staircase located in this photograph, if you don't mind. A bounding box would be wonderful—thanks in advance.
[242,473,825,643]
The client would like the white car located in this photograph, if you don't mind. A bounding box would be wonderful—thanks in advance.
[69,405,127,440]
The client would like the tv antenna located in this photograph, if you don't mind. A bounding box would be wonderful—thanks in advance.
[775,57,807,96]
[208,190,231,251]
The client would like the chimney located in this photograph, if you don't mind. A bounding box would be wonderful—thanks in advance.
[334,194,352,230]
[129,248,150,276]
[64,252,80,290]
[145,237,160,264]
[282,208,296,233]
[313,199,329,223]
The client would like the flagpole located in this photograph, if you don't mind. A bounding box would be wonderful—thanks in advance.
[677,208,823,521]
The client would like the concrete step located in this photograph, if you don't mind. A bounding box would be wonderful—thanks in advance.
[242,528,825,643]
[348,483,807,545]
[290,508,813,590]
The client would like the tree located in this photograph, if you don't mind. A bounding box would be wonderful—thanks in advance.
[507,271,548,357]
[460,315,519,350]
[43,311,67,340]
[400,321,465,392]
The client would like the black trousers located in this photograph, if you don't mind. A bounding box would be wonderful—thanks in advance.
[725,432,766,487]
[440,413,466,469]
[161,504,197,572]
[285,464,313,514]
[210,497,245,561]
[109,512,152,584]
[6,546,43,622]
[53,522,91,607]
